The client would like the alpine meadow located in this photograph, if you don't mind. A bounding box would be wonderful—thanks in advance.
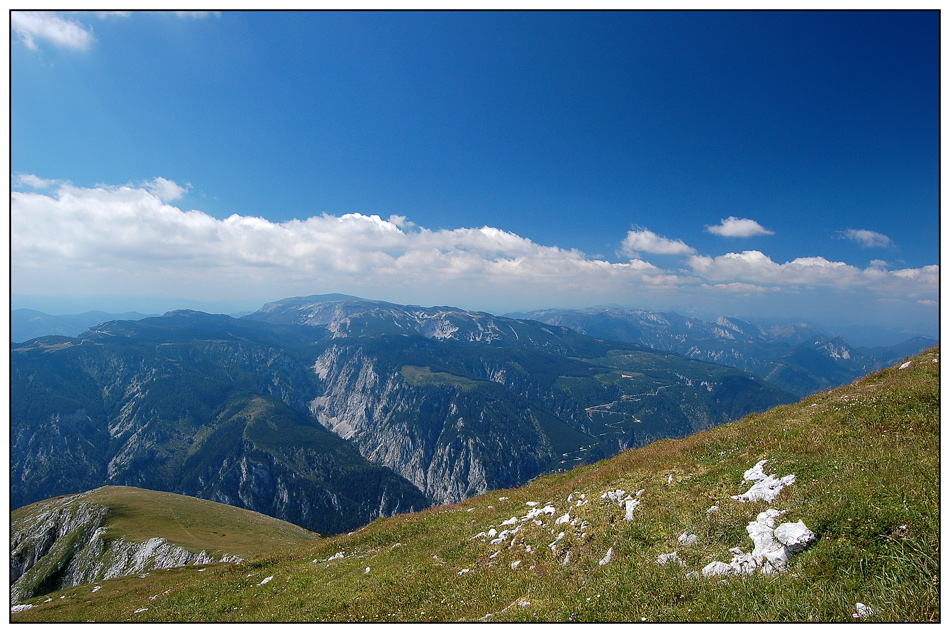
[9,10,939,623]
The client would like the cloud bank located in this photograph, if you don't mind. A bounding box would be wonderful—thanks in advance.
[10,178,938,327]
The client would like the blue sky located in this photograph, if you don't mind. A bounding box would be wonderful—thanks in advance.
[10,11,940,337]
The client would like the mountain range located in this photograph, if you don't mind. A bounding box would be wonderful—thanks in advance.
[12,295,795,536]
[510,306,936,397]
[11,308,156,343]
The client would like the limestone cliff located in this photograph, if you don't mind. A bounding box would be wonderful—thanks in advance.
[10,491,240,603]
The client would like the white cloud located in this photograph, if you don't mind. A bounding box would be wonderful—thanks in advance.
[620,228,695,257]
[13,174,61,189]
[9,179,938,327]
[838,228,893,249]
[686,250,936,296]
[144,177,190,202]
[10,181,668,310]
[172,11,221,19]
[11,11,95,51]
[705,282,774,294]
[705,217,774,238]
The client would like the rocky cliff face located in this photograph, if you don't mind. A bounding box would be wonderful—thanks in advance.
[309,344,556,504]
[10,491,240,603]
[11,315,431,534]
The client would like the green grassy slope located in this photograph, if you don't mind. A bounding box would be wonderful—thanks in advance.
[13,486,320,562]
[13,348,939,623]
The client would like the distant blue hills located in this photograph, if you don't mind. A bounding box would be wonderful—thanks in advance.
[11,309,157,343]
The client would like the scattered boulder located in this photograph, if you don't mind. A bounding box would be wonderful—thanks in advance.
[774,520,815,553]
[703,509,815,577]
[731,460,796,503]
[601,490,628,505]
[657,552,685,567]
[701,561,735,577]
[624,499,640,521]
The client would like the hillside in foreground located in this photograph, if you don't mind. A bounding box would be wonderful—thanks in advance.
[11,486,320,603]
[12,348,939,622]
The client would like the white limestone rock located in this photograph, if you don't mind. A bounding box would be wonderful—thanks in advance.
[774,520,816,553]
[657,552,685,567]
[731,459,796,503]
[601,489,627,505]
[701,561,735,577]
[624,498,640,521]
[702,510,815,577]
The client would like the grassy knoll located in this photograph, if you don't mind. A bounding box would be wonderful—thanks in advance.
[13,486,320,561]
[13,348,939,623]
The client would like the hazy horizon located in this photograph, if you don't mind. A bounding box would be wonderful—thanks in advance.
[10,290,938,349]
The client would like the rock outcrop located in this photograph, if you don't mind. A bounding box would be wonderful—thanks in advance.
[702,461,815,577]
[10,491,241,603]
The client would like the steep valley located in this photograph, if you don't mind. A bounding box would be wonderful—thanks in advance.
[12,295,796,534]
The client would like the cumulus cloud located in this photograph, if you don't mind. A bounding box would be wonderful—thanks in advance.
[838,228,893,249]
[11,11,95,51]
[620,228,695,257]
[9,179,938,325]
[144,177,190,202]
[686,250,936,297]
[11,180,669,309]
[705,217,774,238]
[14,174,61,189]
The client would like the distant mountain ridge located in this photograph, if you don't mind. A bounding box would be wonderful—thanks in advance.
[12,295,795,535]
[511,307,936,396]
[11,309,156,343]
